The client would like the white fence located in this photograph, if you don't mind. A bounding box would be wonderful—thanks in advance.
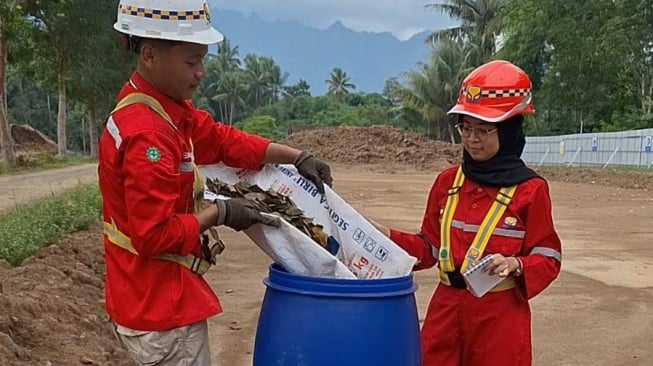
[522,128,653,169]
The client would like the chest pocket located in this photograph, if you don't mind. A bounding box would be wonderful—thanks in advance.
[486,211,525,255]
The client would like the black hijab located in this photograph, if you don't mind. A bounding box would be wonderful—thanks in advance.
[461,115,540,187]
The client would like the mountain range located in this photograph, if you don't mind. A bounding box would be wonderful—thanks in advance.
[210,7,439,95]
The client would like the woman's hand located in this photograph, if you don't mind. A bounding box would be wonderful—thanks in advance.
[485,254,521,277]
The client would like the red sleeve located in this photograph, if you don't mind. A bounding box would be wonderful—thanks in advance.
[123,129,200,258]
[517,179,562,300]
[388,174,446,271]
[191,109,270,168]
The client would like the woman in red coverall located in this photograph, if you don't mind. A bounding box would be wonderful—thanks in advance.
[374,60,562,366]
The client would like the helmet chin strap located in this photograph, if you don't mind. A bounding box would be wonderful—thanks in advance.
[130,35,141,53]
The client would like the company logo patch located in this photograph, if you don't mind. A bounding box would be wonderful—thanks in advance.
[439,248,449,259]
[503,216,518,228]
[466,248,480,262]
[146,147,161,162]
[466,86,482,102]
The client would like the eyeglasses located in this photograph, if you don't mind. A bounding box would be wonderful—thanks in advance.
[455,123,498,141]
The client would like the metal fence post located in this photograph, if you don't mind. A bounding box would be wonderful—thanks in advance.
[603,146,620,169]
[537,147,550,167]
[567,147,582,167]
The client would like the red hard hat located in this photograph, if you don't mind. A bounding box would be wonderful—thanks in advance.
[447,60,534,123]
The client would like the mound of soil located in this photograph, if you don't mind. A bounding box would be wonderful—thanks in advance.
[280,125,463,171]
[0,223,134,366]
[281,125,653,189]
[1,124,59,166]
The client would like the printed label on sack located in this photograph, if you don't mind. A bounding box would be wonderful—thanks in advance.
[199,163,417,279]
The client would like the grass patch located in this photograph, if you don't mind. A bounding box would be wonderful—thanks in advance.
[0,184,101,266]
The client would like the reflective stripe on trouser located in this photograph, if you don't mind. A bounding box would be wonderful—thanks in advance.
[421,284,532,366]
[114,320,211,366]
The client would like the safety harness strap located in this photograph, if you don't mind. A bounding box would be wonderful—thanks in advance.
[438,166,518,291]
[103,92,223,275]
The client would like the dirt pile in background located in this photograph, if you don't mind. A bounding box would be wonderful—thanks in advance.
[280,125,653,188]
[0,223,135,366]
[280,125,463,171]
[1,124,59,165]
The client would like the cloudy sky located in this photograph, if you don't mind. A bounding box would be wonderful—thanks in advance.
[211,0,455,41]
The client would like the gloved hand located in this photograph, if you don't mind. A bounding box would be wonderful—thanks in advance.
[294,150,333,194]
[215,198,280,231]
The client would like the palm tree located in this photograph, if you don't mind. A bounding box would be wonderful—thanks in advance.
[213,71,247,126]
[395,40,476,142]
[325,67,356,102]
[425,0,504,64]
[195,57,225,120]
[244,54,269,107]
[284,79,311,97]
[216,37,241,70]
[267,62,289,101]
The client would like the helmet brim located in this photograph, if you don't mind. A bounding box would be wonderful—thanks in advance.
[446,96,534,123]
[114,23,224,45]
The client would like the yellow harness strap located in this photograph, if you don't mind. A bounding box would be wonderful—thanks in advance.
[438,166,518,292]
[104,92,222,275]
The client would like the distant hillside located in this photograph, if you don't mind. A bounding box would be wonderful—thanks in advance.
[211,8,438,95]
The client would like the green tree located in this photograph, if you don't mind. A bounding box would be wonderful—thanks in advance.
[425,0,504,64]
[28,0,97,157]
[196,42,243,123]
[395,40,475,142]
[284,79,311,97]
[0,0,37,167]
[242,115,276,139]
[382,77,402,104]
[244,54,270,107]
[325,67,356,103]
[68,0,132,157]
[214,71,247,125]
[7,69,57,139]
[499,0,651,134]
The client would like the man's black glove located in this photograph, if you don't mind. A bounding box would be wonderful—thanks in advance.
[294,150,333,194]
[215,198,280,231]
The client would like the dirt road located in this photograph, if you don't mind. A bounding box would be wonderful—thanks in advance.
[0,163,651,365]
[0,164,98,212]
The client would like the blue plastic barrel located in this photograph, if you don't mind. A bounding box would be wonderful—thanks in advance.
[253,264,421,366]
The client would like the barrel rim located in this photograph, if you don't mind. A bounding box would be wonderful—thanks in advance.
[262,264,418,298]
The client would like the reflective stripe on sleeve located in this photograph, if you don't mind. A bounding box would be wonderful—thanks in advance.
[530,246,562,262]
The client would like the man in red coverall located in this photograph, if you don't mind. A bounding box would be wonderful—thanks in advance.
[372,60,562,365]
[98,1,332,365]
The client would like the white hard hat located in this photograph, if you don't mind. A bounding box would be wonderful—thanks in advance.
[114,0,224,45]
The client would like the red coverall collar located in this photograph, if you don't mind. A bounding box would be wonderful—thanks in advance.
[461,178,498,196]
[128,71,193,125]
